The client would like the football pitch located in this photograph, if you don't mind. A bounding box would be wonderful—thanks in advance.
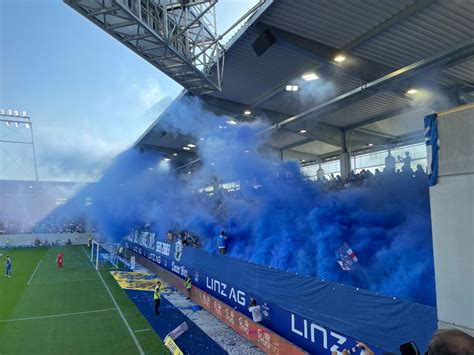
[0,245,167,355]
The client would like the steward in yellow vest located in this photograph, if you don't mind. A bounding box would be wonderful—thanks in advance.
[184,276,192,299]
[154,281,161,315]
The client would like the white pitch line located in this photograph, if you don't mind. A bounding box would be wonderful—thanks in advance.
[134,329,151,333]
[29,278,100,286]
[0,308,116,323]
[81,245,145,355]
[27,260,43,285]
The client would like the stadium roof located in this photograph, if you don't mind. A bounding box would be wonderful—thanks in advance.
[135,0,474,166]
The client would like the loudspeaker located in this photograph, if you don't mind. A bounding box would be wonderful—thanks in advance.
[252,28,277,57]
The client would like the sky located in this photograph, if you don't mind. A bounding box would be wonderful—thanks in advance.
[0,0,259,182]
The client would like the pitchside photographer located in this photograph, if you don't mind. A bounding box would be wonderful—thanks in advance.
[332,329,474,355]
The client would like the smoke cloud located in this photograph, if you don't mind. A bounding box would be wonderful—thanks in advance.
[51,97,436,306]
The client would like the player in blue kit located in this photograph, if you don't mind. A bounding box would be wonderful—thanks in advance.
[5,255,12,277]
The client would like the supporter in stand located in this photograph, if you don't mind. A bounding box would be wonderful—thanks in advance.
[316,164,325,181]
[427,329,474,355]
[415,164,426,179]
[332,341,374,355]
[385,150,396,173]
[248,298,262,323]
[217,230,228,254]
[166,230,175,242]
[398,151,413,174]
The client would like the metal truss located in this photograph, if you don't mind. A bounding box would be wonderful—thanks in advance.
[0,111,39,181]
[65,0,224,95]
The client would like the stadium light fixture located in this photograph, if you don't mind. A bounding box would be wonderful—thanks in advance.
[172,152,178,156]
[226,120,237,125]
[334,54,346,63]
[163,158,171,162]
[368,143,374,147]
[286,85,299,92]
[244,110,252,115]
[406,88,418,95]
[301,159,306,163]
[187,143,196,148]
[183,146,191,151]
[299,129,307,134]
[302,72,318,81]
[187,171,192,175]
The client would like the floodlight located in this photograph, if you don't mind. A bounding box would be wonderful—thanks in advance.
[163,158,171,162]
[183,146,191,151]
[286,85,299,92]
[302,72,318,81]
[226,120,237,125]
[187,171,192,175]
[187,143,196,148]
[301,159,306,163]
[368,143,374,147]
[299,129,307,134]
[334,54,346,63]
[406,89,418,95]
[244,110,252,115]
[172,152,178,156]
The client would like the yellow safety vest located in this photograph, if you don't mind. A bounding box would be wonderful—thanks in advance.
[184,278,192,290]
[154,285,161,300]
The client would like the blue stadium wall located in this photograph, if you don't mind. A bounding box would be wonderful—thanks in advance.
[125,238,437,354]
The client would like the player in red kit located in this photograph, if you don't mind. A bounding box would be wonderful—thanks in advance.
[57,251,64,270]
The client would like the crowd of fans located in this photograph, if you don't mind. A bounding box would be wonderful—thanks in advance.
[0,214,87,235]
[33,215,86,234]
[0,216,33,235]
[166,230,202,248]
[314,151,428,191]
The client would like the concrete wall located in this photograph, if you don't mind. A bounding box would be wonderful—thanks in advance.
[0,233,101,247]
[429,104,474,335]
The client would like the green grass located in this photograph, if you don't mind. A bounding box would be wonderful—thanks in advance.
[0,245,167,355]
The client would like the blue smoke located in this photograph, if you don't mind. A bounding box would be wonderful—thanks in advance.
[51,97,436,306]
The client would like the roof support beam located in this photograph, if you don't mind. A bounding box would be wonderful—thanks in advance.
[248,24,393,108]
[269,39,474,132]
[339,0,434,53]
